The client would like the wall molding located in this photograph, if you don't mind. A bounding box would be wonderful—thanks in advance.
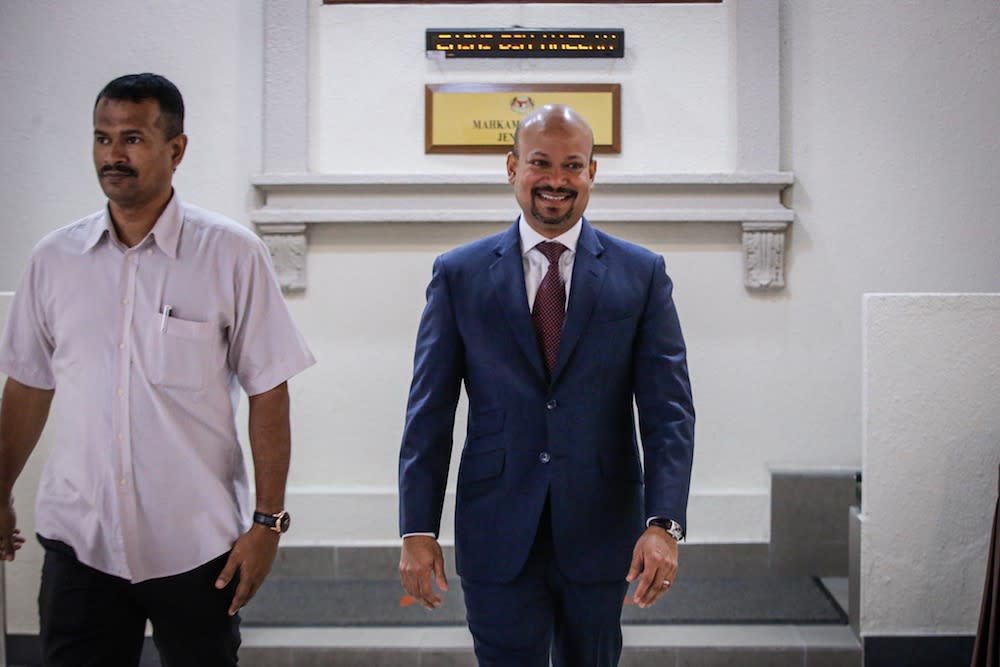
[251,171,794,291]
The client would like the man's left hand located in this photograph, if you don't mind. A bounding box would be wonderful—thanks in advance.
[625,526,679,609]
[215,524,281,616]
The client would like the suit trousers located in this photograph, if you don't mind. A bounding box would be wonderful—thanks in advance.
[38,536,241,667]
[460,497,630,667]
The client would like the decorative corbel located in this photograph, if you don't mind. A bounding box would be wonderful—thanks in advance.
[742,221,789,290]
[258,223,307,293]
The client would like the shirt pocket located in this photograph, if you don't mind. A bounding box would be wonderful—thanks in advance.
[148,312,220,390]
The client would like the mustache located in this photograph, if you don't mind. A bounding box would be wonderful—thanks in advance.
[533,186,577,197]
[100,163,137,177]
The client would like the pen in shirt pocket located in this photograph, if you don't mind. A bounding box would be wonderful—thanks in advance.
[160,305,174,333]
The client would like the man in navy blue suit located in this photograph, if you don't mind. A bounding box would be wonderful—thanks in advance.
[398,104,695,666]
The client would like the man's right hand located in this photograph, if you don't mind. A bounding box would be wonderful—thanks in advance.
[399,535,449,609]
[0,500,25,561]
[0,377,55,562]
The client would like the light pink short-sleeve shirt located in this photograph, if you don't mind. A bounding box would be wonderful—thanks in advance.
[0,194,315,582]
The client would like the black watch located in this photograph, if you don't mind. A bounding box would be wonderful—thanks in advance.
[253,510,291,534]
[649,518,684,541]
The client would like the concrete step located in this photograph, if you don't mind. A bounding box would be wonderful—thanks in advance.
[239,623,862,667]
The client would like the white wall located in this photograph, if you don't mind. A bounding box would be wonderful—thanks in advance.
[861,294,999,636]
[313,2,733,173]
[0,0,263,289]
[780,0,1000,474]
[1,0,1000,633]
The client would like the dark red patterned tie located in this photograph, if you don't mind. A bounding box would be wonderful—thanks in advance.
[532,241,568,375]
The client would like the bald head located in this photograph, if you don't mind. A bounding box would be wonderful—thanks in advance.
[506,104,598,238]
[512,104,595,160]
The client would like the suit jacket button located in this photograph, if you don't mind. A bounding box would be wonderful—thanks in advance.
[539,452,551,463]
[546,400,557,410]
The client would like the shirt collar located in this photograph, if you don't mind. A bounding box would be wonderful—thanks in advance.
[81,192,183,258]
[518,215,583,258]
[81,211,113,253]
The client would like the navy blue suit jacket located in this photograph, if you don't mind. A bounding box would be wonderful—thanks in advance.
[399,219,695,584]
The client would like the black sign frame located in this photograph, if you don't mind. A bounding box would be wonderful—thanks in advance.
[426,28,625,59]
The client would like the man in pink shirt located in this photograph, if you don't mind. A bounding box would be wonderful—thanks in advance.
[0,73,315,666]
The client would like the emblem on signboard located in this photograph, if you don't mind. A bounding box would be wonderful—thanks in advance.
[510,96,534,113]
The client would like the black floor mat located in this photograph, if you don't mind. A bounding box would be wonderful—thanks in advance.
[241,576,846,627]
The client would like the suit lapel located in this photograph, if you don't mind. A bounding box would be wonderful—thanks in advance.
[551,219,606,385]
[489,222,548,382]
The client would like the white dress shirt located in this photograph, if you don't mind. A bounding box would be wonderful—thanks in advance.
[518,216,583,311]
[0,194,315,582]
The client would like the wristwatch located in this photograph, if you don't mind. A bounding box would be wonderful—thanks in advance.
[649,518,684,541]
[253,510,291,534]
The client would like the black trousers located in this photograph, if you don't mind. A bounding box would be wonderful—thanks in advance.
[38,537,241,667]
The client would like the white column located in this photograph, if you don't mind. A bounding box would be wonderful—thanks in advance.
[263,0,310,173]
[260,0,311,290]
[861,293,1000,636]
[733,0,781,171]
[733,0,790,289]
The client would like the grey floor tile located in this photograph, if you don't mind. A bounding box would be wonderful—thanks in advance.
[239,646,293,667]
[335,546,401,580]
[268,646,674,667]
[676,647,804,667]
[335,545,460,581]
[241,625,474,649]
[819,577,849,613]
[619,647,679,666]
[288,647,420,666]
[624,624,804,648]
[681,543,772,577]
[796,624,861,649]
[806,647,862,667]
[272,547,337,578]
[417,649,479,666]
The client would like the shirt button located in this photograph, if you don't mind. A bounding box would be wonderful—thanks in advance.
[118,342,125,349]
[117,388,124,397]
[539,452,551,463]
[120,477,128,487]
[546,400,558,410]
[117,433,125,441]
